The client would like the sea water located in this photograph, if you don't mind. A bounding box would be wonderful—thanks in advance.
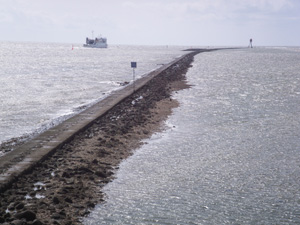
[84,47,300,224]
[0,42,184,155]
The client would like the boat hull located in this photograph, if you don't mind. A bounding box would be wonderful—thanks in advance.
[83,44,107,48]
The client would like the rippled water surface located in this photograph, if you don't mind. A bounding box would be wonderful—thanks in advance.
[84,47,300,224]
[0,42,184,152]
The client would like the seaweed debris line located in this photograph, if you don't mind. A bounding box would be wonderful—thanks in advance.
[0,49,217,224]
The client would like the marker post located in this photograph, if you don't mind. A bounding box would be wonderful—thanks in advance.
[131,62,137,92]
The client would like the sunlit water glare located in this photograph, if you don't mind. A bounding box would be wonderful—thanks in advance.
[0,42,184,154]
[84,47,300,225]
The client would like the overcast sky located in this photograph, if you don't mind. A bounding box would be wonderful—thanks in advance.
[0,0,299,46]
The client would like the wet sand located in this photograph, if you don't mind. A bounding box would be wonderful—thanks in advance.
[0,49,217,224]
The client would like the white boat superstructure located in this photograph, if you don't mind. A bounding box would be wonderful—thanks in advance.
[83,36,107,48]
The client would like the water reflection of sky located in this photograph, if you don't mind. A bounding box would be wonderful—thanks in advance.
[85,48,300,225]
[0,43,184,148]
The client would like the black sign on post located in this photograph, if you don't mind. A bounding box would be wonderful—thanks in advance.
[131,62,137,68]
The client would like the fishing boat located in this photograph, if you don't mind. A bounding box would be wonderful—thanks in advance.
[83,36,107,48]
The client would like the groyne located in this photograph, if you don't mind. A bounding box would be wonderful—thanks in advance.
[0,52,192,192]
[0,49,218,224]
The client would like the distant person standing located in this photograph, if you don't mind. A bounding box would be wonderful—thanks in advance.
[249,38,253,48]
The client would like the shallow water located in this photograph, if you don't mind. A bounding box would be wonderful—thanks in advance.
[84,47,300,224]
[0,42,184,154]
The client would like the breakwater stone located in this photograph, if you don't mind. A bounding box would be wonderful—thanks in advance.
[0,49,224,223]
